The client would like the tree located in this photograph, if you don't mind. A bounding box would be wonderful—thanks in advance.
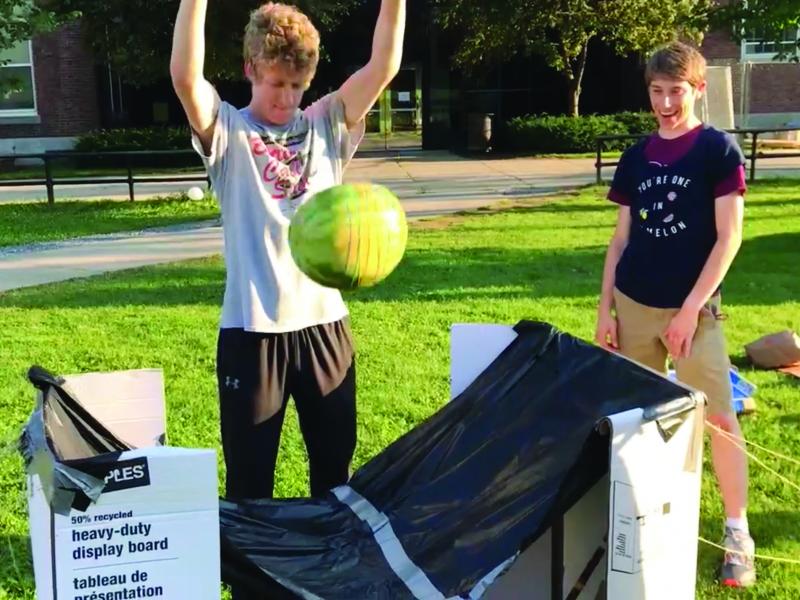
[0,1,62,52]
[0,1,72,94]
[435,0,711,117]
[45,0,361,86]
[710,0,800,61]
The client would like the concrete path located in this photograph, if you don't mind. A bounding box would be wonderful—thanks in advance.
[0,152,599,204]
[2,151,799,293]
[2,151,799,205]
[0,224,222,292]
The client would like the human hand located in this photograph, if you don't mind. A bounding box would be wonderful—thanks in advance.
[595,310,619,351]
[664,308,700,359]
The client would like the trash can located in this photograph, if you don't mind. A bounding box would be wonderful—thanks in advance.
[784,120,800,143]
[467,112,494,152]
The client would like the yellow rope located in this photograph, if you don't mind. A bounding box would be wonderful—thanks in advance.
[698,421,800,565]
[698,537,800,565]
[705,420,800,467]
[705,421,800,495]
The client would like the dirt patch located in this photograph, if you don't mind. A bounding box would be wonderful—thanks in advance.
[410,191,581,231]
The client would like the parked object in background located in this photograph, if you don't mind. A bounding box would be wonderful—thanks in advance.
[745,331,800,380]
[668,367,757,415]
[728,368,758,415]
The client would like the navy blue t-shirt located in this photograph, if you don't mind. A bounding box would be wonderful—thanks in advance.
[609,125,746,308]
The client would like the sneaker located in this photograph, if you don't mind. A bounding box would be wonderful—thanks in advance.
[719,527,756,588]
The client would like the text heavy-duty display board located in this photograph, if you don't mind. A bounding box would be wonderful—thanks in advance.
[26,369,221,600]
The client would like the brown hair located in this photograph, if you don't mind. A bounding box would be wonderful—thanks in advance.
[243,3,320,80]
[645,42,707,88]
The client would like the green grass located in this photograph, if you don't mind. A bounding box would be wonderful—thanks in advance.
[0,195,220,248]
[1,181,799,598]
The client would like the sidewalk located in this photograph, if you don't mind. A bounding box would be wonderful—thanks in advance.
[2,151,799,293]
[0,152,600,204]
[3,151,800,205]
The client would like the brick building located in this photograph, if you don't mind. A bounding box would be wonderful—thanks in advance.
[0,22,102,155]
[701,26,800,128]
[1,12,797,156]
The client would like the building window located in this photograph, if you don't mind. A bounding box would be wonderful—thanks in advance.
[742,27,800,61]
[0,40,37,115]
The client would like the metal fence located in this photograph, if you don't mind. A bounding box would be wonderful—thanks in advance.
[0,149,209,203]
[595,127,800,184]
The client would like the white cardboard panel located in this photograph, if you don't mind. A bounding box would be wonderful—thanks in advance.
[28,370,221,600]
[450,324,702,599]
[63,369,166,448]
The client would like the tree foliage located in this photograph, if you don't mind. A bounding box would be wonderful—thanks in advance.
[0,0,71,55]
[1,1,76,94]
[710,0,800,61]
[435,0,711,116]
[44,0,361,85]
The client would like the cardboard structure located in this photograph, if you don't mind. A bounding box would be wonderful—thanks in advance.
[219,322,706,599]
[452,325,705,600]
[22,368,221,600]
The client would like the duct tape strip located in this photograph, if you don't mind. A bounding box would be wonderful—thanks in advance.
[332,486,445,600]
[457,553,519,599]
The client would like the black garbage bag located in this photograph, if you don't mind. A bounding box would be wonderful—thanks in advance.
[220,321,699,599]
[19,366,134,513]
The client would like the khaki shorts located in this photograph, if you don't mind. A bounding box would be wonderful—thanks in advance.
[613,288,734,417]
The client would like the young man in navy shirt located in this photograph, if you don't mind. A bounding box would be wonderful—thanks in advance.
[595,42,755,587]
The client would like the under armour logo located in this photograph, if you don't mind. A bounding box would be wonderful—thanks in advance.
[225,376,240,390]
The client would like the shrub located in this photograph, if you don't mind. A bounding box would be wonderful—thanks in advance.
[71,127,200,169]
[498,112,656,154]
[74,127,192,152]
[502,114,629,153]
[614,111,658,135]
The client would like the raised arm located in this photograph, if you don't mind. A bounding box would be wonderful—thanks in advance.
[170,0,219,152]
[338,0,406,129]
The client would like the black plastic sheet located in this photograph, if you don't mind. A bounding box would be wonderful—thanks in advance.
[220,322,699,599]
[19,366,133,513]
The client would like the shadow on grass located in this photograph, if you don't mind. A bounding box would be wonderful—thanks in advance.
[746,511,800,546]
[349,244,607,303]
[0,262,225,309]
[778,413,800,425]
[0,534,34,592]
[749,196,800,209]
[725,232,800,305]
[0,215,797,310]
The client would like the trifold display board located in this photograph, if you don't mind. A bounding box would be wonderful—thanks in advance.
[220,321,705,600]
[452,324,705,600]
[22,368,221,600]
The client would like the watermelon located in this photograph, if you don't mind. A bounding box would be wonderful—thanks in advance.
[289,183,408,290]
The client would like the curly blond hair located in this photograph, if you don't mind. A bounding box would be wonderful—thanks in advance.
[244,3,320,79]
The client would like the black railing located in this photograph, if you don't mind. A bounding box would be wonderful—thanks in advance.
[0,150,210,203]
[595,127,800,185]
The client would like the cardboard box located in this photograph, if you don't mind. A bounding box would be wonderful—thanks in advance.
[451,325,705,599]
[26,369,221,600]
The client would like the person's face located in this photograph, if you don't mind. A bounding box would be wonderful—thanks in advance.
[648,76,706,134]
[247,61,311,125]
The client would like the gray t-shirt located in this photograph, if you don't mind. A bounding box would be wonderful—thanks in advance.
[193,92,365,333]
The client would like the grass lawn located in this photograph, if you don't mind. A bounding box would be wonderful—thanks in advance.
[0,181,798,598]
[0,195,220,249]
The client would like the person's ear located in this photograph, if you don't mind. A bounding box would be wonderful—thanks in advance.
[244,60,256,82]
[695,80,707,98]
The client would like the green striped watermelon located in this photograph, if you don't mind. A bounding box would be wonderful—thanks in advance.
[289,183,408,290]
